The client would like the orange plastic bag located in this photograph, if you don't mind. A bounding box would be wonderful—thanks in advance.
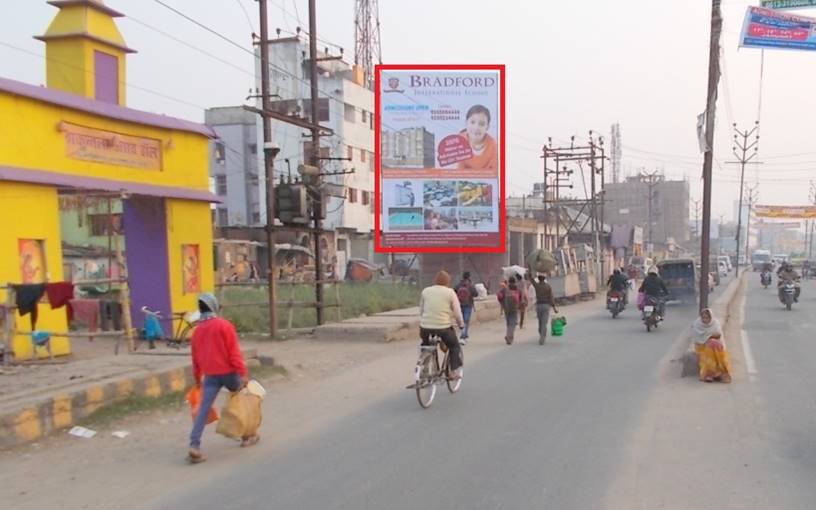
[185,386,218,425]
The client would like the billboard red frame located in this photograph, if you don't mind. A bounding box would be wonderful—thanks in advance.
[374,64,506,254]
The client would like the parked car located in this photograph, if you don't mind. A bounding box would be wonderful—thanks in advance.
[718,255,732,273]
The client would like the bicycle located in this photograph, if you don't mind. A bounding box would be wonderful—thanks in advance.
[406,332,463,408]
[137,306,200,350]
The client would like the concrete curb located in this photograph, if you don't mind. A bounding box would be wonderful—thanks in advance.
[0,349,257,449]
[680,274,745,377]
[312,299,503,343]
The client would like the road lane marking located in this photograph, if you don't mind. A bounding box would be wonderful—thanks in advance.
[739,290,758,376]
[740,329,758,375]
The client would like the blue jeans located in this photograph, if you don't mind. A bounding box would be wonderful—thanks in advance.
[461,305,473,338]
[189,373,242,448]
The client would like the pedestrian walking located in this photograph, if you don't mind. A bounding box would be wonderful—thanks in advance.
[497,276,522,344]
[455,271,478,343]
[531,273,558,345]
[187,293,259,464]
[516,273,530,329]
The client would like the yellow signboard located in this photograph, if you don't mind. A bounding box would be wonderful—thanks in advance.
[61,122,162,170]
[754,205,816,219]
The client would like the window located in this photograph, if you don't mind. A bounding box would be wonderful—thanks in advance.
[362,190,370,206]
[93,50,118,104]
[215,175,227,195]
[361,110,368,123]
[347,145,353,160]
[252,206,261,224]
[348,187,358,203]
[217,208,228,226]
[248,174,259,187]
[214,142,225,164]
[370,114,374,130]
[270,98,329,122]
[89,213,122,236]
[344,103,356,123]
[249,143,257,155]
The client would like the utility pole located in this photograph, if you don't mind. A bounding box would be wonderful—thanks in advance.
[744,184,758,269]
[642,171,660,257]
[258,0,278,338]
[726,121,761,277]
[307,0,324,325]
[699,0,723,311]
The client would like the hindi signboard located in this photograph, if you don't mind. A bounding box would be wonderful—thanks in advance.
[754,205,816,219]
[375,65,505,253]
[61,122,163,170]
[740,6,816,51]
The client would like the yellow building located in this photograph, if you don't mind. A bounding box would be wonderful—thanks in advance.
[0,0,217,359]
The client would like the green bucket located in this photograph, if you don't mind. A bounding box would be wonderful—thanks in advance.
[551,317,566,336]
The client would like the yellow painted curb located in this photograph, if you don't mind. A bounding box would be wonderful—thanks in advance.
[52,395,73,429]
[14,408,41,443]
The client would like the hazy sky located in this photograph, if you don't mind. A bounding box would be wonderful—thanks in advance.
[4,0,816,220]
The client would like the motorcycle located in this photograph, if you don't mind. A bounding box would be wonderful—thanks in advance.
[642,295,664,332]
[761,271,772,289]
[779,280,797,311]
[607,290,625,319]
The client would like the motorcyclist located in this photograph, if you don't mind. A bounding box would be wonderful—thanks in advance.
[607,269,629,307]
[639,271,669,318]
[760,263,773,286]
[777,262,801,302]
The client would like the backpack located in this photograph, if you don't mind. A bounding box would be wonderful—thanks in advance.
[456,283,472,304]
[502,289,520,314]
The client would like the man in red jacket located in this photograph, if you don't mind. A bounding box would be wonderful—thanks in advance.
[187,293,258,464]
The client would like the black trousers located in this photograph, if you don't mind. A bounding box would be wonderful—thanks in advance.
[420,327,462,371]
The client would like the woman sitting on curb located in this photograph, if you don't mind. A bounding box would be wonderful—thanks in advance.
[692,308,732,383]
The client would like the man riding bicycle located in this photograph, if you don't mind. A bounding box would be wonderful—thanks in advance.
[419,270,465,380]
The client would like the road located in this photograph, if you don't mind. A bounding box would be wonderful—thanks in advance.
[18,272,816,510]
[147,279,731,510]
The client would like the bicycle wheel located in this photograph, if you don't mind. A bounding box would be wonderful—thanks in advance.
[445,351,462,394]
[416,351,438,409]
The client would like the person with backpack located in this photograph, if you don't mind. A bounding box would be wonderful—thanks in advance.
[497,276,522,345]
[455,271,478,342]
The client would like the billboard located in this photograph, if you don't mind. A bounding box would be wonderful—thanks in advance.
[375,65,505,253]
[740,6,816,51]
[754,205,816,218]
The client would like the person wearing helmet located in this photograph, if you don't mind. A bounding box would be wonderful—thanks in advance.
[777,262,801,302]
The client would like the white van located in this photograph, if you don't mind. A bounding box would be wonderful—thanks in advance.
[718,255,732,273]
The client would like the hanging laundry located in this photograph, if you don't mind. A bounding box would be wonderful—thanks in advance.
[12,284,46,330]
[68,299,100,333]
[45,282,75,320]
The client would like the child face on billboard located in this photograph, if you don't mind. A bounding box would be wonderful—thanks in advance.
[466,112,489,146]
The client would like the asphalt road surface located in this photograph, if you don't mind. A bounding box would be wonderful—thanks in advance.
[150,279,732,510]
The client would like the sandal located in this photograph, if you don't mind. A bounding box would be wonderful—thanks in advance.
[187,449,206,464]
[240,435,261,448]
